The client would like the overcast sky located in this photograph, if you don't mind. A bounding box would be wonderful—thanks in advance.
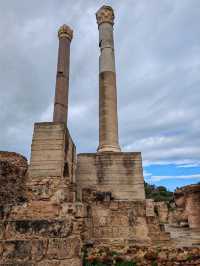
[0,0,200,190]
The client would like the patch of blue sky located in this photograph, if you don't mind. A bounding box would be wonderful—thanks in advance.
[144,164,200,191]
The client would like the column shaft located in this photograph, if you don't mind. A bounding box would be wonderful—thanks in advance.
[96,6,121,152]
[53,25,73,124]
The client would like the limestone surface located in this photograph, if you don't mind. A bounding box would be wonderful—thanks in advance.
[77,152,145,201]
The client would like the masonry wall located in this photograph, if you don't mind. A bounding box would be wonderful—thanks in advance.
[89,200,150,247]
[184,185,200,229]
[80,189,170,249]
[0,123,82,265]
[28,122,76,202]
[173,185,200,229]
[76,152,145,201]
[0,151,28,206]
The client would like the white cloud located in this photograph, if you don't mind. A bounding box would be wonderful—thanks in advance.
[177,163,200,168]
[0,0,200,171]
[149,174,200,182]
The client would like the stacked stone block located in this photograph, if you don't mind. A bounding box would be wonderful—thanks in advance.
[173,185,200,229]
[77,152,145,201]
[28,122,76,202]
[80,188,171,249]
[145,199,170,243]
[0,151,28,206]
[0,124,82,265]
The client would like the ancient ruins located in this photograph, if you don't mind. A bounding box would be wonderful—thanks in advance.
[0,5,200,266]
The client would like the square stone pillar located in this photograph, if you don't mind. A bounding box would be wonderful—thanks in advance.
[28,122,76,202]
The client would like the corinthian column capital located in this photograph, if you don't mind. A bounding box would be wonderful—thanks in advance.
[96,5,115,26]
[58,24,73,40]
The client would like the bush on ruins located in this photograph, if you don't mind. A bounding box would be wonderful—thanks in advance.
[144,182,173,202]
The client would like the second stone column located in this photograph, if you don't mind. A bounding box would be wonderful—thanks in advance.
[96,6,121,152]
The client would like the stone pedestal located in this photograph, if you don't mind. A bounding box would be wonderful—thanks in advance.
[29,122,67,178]
[76,152,145,201]
[28,122,76,202]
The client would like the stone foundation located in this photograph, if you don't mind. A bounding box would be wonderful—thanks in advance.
[80,189,170,248]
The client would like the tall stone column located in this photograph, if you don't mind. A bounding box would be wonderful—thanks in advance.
[96,6,121,152]
[53,24,73,124]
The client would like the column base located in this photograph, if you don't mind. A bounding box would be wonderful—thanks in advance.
[97,144,121,153]
[77,151,145,201]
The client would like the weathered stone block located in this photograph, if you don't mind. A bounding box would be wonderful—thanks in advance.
[109,201,119,210]
[0,223,5,240]
[132,201,146,216]
[0,239,47,263]
[109,213,129,226]
[31,239,48,262]
[0,152,28,207]
[154,201,169,224]
[174,185,200,229]
[37,260,60,266]
[146,199,155,217]
[75,203,88,218]
[29,122,76,181]
[72,219,84,234]
[93,227,113,238]
[2,240,32,262]
[60,258,81,266]
[9,201,61,220]
[26,176,60,200]
[134,217,149,240]
[4,219,72,239]
[112,226,129,238]
[37,258,81,266]
[77,152,145,201]
[47,237,81,259]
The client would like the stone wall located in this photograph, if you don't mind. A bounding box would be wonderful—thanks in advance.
[145,199,170,243]
[87,200,150,247]
[76,152,145,201]
[0,151,28,206]
[0,123,82,265]
[184,185,200,229]
[154,201,169,224]
[81,189,170,249]
[28,122,76,203]
[172,185,200,229]
[2,124,199,264]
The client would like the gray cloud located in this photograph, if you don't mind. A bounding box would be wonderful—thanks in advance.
[0,0,200,167]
